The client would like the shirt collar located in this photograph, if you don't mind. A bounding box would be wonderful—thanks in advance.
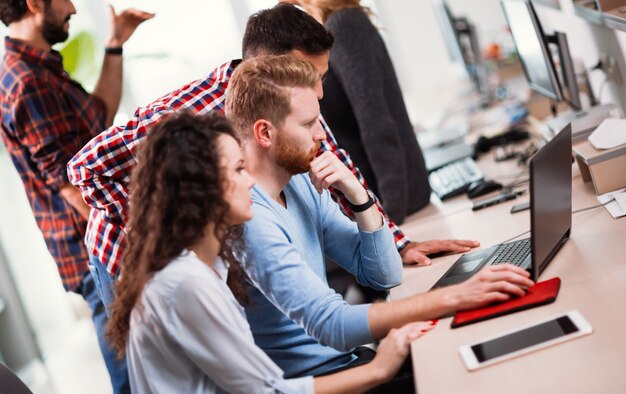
[4,36,65,74]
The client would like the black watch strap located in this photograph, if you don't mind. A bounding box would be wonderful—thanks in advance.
[105,46,123,55]
[347,191,375,213]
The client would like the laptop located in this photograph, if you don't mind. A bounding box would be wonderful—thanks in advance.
[431,124,572,288]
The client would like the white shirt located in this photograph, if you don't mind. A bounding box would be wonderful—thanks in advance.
[127,251,314,394]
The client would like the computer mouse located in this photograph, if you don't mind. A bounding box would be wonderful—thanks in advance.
[467,180,503,199]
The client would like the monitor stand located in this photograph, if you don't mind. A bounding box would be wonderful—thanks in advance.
[546,103,617,143]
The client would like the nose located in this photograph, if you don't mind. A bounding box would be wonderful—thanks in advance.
[314,79,324,99]
[312,120,325,142]
[69,0,77,15]
[245,170,255,189]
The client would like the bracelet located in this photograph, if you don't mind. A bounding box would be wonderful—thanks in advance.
[104,46,123,55]
[347,190,375,213]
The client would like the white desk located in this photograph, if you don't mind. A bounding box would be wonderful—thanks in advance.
[392,144,626,393]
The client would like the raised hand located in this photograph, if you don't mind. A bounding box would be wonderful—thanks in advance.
[309,151,366,203]
[107,5,155,47]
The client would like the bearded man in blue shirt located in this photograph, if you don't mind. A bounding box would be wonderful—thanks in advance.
[225,55,534,379]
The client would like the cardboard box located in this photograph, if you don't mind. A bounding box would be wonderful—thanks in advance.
[574,140,626,194]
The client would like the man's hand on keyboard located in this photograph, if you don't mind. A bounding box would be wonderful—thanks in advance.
[447,264,535,311]
[400,240,480,266]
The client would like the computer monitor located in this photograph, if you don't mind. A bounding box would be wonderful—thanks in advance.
[433,1,490,95]
[500,0,582,111]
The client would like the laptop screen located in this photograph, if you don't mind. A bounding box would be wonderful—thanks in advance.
[530,125,572,279]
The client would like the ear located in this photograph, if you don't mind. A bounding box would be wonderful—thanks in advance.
[25,0,45,14]
[252,119,274,149]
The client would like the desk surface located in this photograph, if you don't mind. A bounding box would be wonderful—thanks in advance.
[391,140,626,393]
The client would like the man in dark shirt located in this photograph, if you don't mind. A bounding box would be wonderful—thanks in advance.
[0,1,152,392]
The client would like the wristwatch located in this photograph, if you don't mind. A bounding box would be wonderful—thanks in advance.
[347,190,375,213]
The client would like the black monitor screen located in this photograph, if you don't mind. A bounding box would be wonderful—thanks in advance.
[530,125,572,279]
[500,0,562,101]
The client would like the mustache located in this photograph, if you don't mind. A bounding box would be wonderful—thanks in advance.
[310,143,322,158]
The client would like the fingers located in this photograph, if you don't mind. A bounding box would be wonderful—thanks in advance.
[486,280,527,297]
[399,243,431,266]
[402,250,431,266]
[439,241,472,253]
[449,239,481,248]
[487,267,533,288]
[404,239,480,257]
[310,151,360,196]
[480,291,512,305]
[476,265,534,292]
[399,321,436,342]
[488,263,531,277]
[122,9,156,20]
[453,264,535,309]
[309,152,332,193]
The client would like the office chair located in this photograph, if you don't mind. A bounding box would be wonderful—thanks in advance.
[0,363,34,394]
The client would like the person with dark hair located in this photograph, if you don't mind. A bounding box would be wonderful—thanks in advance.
[106,110,435,393]
[242,1,334,59]
[225,54,533,381]
[0,0,152,392]
[294,0,432,224]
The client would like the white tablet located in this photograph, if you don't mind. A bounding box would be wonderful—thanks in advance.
[459,310,592,371]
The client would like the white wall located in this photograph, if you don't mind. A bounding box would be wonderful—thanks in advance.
[368,0,626,123]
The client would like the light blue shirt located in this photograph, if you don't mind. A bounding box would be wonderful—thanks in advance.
[242,174,402,378]
[127,252,314,394]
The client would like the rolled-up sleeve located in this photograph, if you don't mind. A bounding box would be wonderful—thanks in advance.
[320,189,403,289]
[9,78,78,191]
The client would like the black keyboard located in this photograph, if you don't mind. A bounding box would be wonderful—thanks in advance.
[429,157,484,200]
[491,238,531,267]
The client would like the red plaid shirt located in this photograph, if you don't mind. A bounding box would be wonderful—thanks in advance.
[68,60,410,276]
[0,37,107,291]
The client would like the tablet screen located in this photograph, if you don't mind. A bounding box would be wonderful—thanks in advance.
[471,315,579,362]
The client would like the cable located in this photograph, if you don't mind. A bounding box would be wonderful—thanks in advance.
[572,198,615,214]
[502,168,529,189]
[498,199,614,245]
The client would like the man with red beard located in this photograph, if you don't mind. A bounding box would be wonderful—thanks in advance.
[0,0,152,392]
[226,55,534,381]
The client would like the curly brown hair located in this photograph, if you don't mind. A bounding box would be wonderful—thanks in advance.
[106,111,248,359]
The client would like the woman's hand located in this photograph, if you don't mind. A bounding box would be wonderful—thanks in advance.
[368,321,436,382]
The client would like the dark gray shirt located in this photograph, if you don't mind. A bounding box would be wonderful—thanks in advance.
[321,8,431,223]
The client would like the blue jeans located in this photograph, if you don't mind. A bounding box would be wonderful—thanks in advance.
[84,255,130,394]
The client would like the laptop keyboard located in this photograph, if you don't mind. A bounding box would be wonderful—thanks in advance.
[490,238,531,267]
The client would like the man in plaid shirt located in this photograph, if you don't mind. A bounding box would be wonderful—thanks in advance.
[69,4,478,308]
[0,1,152,392]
